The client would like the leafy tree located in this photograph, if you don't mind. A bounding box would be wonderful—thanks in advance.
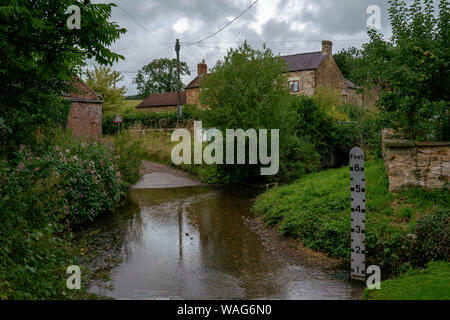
[86,66,127,113]
[360,0,449,140]
[333,47,363,85]
[0,1,126,154]
[200,42,292,130]
[198,42,314,183]
[133,58,190,97]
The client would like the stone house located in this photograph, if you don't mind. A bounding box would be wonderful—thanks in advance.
[64,80,103,137]
[184,41,367,108]
[137,40,373,112]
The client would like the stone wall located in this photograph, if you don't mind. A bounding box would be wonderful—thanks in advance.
[316,55,363,106]
[67,102,102,137]
[382,129,450,191]
[287,70,316,96]
[316,55,346,91]
[186,87,201,105]
[342,86,363,106]
[185,87,210,109]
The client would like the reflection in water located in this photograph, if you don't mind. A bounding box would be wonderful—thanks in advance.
[85,186,362,299]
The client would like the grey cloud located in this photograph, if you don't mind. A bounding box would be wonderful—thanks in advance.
[88,0,435,95]
[277,0,391,35]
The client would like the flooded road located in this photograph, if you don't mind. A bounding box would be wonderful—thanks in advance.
[84,186,363,299]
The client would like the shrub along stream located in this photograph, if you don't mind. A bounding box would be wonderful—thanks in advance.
[0,131,141,299]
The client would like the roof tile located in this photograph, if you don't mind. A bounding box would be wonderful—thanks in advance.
[136,91,186,108]
[281,52,326,72]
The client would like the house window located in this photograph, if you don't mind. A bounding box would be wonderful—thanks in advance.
[343,95,348,103]
[289,81,299,93]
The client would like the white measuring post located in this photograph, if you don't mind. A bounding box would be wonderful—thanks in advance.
[350,147,366,281]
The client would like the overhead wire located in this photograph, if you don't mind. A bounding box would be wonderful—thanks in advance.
[111,0,171,49]
[182,0,259,46]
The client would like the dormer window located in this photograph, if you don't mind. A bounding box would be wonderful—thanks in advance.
[289,81,299,92]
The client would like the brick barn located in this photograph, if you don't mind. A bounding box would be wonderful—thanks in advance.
[64,81,103,137]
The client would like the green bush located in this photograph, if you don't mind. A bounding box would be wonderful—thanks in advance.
[102,106,203,134]
[278,134,321,182]
[111,131,144,188]
[291,95,383,160]
[0,131,139,299]
[291,94,334,155]
[2,138,123,227]
[412,210,449,267]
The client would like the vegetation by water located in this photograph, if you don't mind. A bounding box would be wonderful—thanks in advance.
[252,160,449,275]
[363,261,450,300]
[0,131,142,299]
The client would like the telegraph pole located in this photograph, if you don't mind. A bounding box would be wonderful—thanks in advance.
[175,39,182,126]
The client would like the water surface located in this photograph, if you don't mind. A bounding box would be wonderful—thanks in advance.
[85,186,363,299]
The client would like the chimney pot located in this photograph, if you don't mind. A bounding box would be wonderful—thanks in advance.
[322,40,333,56]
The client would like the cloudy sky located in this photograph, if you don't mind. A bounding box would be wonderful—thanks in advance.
[89,0,395,95]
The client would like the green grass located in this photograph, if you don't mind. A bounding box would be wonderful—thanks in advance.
[118,100,142,114]
[103,100,143,117]
[363,261,450,300]
[252,160,449,274]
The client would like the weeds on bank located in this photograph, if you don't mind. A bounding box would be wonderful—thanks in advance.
[252,160,449,274]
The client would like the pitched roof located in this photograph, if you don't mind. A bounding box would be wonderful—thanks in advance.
[345,78,357,89]
[185,73,208,89]
[63,80,103,103]
[184,52,326,89]
[136,91,186,108]
[281,51,326,72]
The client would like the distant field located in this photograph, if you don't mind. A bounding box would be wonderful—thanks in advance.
[120,100,142,113]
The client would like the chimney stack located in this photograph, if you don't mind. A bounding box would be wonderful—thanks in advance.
[197,59,207,76]
[322,40,333,57]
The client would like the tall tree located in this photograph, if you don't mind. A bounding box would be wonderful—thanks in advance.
[198,42,300,183]
[86,66,127,113]
[200,42,291,130]
[133,58,190,97]
[361,0,449,140]
[0,1,126,154]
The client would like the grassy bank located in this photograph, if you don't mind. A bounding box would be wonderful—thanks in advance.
[117,130,221,183]
[363,261,450,300]
[252,160,449,275]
